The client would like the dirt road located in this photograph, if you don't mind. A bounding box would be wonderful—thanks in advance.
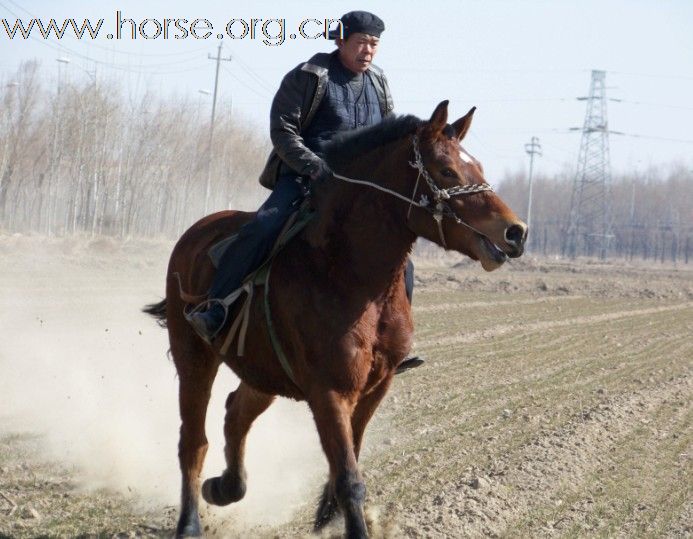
[1,236,691,537]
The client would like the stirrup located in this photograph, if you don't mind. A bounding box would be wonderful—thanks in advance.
[185,298,229,344]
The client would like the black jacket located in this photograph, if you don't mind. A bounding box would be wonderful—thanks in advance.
[259,50,394,190]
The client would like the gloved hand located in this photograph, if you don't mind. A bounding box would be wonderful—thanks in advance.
[307,160,333,184]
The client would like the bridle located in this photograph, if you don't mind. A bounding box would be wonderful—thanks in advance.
[331,134,494,248]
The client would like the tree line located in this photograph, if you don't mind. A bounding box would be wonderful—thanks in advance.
[0,61,268,239]
[497,165,692,263]
[1,61,690,262]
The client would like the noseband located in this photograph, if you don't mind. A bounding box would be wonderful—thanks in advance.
[331,134,493,248]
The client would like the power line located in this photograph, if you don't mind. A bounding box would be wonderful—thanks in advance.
[231,54,276,94]
[615,99,693,111]
[386,67,590,75]
[610,70,693,82]
[468,131,518,160]
[221,64,273,100]
[396,97,574,104]
[565,127,693,145]
[615,133,693,144]
[540,141,577,155]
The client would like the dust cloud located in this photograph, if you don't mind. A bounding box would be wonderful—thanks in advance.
[0,235,325,529]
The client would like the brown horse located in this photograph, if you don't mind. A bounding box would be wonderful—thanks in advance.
[144,101,526,538]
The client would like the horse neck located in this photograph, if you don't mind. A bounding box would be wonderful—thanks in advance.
[324,139,417,300]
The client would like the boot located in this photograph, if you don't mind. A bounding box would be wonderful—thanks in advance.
[188,302,226,344]
[395,356,425,374]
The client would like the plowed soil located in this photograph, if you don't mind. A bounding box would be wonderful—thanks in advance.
[1,237,691,538]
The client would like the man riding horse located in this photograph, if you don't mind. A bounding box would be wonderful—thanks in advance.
[145,15,529,532]
[190,10,422,371]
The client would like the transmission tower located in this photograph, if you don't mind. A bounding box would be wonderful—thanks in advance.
[564,70,614,259]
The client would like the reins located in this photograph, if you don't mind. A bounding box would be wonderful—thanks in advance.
[331,134,494,247]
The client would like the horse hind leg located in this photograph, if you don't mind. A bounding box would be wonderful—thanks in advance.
[202,381,275,506]
[172,336,220,538]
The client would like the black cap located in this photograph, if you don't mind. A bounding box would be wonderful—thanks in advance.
[328,11,385,40]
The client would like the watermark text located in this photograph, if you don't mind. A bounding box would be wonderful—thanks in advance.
[2,12,344,46]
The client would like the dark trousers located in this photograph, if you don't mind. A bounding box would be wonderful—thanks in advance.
[208,176,416,304]
[405,258,414,304]
[209,175,305,299]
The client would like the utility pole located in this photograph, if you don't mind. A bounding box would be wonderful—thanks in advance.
[524,136,541,251]
[564,70,616,259]
[56,57,70,96]
[204,42,232,214]
[48,57,71,236]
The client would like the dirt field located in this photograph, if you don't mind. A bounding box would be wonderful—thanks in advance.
[1,235,691,538]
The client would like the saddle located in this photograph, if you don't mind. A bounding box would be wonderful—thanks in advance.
[179,202,314,382]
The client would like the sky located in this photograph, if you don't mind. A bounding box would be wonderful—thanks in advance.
[1,0,692,182]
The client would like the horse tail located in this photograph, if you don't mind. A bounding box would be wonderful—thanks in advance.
[143,299,168,328]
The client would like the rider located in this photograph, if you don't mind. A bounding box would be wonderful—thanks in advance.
[190,11,423,372]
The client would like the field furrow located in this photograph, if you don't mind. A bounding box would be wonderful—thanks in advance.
[1,242,691,538]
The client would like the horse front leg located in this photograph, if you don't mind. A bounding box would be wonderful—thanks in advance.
[173,344,220,537]
[309,389,367,539]
[351,375,394,460]
[314,375,394,532]
[202,381,275,506]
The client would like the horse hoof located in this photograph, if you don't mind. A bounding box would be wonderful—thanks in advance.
[314,483,340,531]
[201,473,246,506]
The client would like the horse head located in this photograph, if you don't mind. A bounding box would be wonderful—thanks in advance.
[406,100,527,270]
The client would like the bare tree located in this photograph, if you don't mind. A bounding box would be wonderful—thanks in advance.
[497,163,693,262]
[0,62,269,239]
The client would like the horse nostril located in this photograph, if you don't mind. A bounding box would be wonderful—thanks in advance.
[505,224,526,247]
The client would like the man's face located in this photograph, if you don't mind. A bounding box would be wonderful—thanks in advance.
[336,33,380,74]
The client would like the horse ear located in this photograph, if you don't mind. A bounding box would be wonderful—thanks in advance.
[428,100,449,132]
[452,106,476,141]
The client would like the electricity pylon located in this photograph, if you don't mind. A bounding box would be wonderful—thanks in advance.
[564,70,615,259]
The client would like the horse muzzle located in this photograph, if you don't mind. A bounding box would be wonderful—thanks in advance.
[475,221,527,271]
[503,223,527,258]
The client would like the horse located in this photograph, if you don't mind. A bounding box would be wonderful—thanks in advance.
[143,100,527,538]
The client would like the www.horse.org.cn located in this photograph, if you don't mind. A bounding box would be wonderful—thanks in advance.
[1,12,344,46]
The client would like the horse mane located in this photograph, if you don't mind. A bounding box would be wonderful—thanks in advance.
[321,114,423,169]
[307,115,423,251]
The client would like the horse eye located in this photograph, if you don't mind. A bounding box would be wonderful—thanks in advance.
[441,168,457,178]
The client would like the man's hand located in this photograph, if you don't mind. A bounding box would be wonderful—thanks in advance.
[307,160,333,184]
